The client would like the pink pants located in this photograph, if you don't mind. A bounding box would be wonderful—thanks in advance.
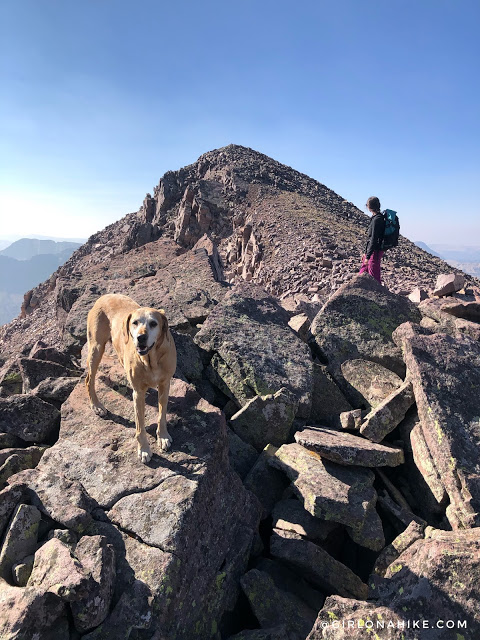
[359,251,384,284]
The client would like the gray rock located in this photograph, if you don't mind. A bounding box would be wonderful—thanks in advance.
[8,468,95,533]
[295,427,404,466]
[309,363,352,423]
[272,499,338,541]
[269,443,384,550]
[311,274,420,392]
[0,361,23,397]
[240,568,316,640]
[27,538,93,602]
[227,428,258,479]
[371,520,425,579]
[230,388,298,451]
[359,380,416,443]
[171,329,205,381]
[12,554,34,586]
[0,445,47,484]
[195,282,313,418]
[71,535,116,632]
[81,580,153,640]
[18,357,80,393]
[227,628,289,640]
[441,299,480,322]
[340,358,404,409]
[0,584,67,640]
[433,272,465,296]
[0,432,26,449]
[47,528,78,551]
[309,527,480,639]
[31,376,79,405]
[0,504,41,582]
[0,394,60,442]
[270,530,368,600]
[0,483,24,539]
[244,445,289,519]
[393,322,480,528]
[288,313,310,340]
[408,287,428,303]
[338,408,364,430]
[254,557,326,613]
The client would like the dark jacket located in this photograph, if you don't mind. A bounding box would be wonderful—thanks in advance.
[365,213,385,259]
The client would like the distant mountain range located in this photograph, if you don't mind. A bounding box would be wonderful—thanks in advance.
[414,241,480,278]
[0,237,84,325]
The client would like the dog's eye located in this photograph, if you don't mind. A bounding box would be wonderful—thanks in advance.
[149,321,158,328]
[132,320,138,326]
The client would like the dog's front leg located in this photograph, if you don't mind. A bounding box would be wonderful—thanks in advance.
[133,388,152,464]
[157,381,172,451]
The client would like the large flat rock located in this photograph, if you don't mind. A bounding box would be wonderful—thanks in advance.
[269,443,384,550]
[295,427,404,467]
[393,322,480,528]
[29,356,260,639]
[311,274,421,392]
[195,282,313,418]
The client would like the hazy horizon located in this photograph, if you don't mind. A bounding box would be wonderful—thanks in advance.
[1,1,479,245]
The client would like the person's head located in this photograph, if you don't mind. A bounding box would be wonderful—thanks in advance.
[366,196,381,214]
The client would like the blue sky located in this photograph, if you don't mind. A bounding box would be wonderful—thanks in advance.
[1,0,479,245]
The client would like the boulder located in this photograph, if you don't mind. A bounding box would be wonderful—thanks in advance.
[288,313,310,340]
[29,355,261,638]
[269,443,384,550]
[0,394,60,442]
[418,297,480,341]
[408,287,428,303]
[12,554,34,586]
[17,357,80,393]
[240,568,316,640]
[309,527,480,638]
[270,530,368,600]
[337,408,364,430]
[295,427,404,466]
[309,363,352,424]
[359,380,416,443]
[0,503,41,582]
[340,359,404,409]
[0,433,26,449]
[433,272,465,297]
[71,535,116,632]
[227,627,289,640]
[393,322,480,528]
[441,299,480,323]
[272,499,338,542]
[0,484,24,538]
[195,283,313,418]
[0,362,23,397]
[230,388,298,451]
[8,467,96,533]
[227,428,258,479]
[31,376,79,405]
[371,520,425,578]
[244,445,289,519]
[0,584,68,640]
[311,274,420,390]
[255,557,325,613]
[0,445,47,485]
[27,538,93,602]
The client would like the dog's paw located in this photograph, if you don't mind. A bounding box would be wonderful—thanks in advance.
[157,435,172,452]
[138,446,152,464]
[92,404,108,417]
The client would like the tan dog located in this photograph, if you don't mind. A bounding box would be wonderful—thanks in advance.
[85,293,177,464]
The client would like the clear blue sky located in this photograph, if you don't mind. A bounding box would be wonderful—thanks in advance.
[1,0,479,245]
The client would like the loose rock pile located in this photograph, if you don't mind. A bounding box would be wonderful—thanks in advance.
[0,146,479,639]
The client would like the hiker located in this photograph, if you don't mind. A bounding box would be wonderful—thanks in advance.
[359,196,385,284]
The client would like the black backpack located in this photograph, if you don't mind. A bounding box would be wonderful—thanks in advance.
[381,209,400,250]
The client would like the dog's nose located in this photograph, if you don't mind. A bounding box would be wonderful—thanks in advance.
[137,334,147,344]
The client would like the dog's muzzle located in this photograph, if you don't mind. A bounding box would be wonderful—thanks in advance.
[136,336,154,356]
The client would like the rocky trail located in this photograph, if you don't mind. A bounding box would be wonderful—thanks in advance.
[0,145,479,639]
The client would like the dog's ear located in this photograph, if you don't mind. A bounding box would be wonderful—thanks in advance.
[123,313,132,345]
[154,310,168,350]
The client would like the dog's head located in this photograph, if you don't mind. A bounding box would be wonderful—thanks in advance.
[123,307,168,356]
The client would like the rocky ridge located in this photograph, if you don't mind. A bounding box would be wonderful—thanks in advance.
[0,146,479,639]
